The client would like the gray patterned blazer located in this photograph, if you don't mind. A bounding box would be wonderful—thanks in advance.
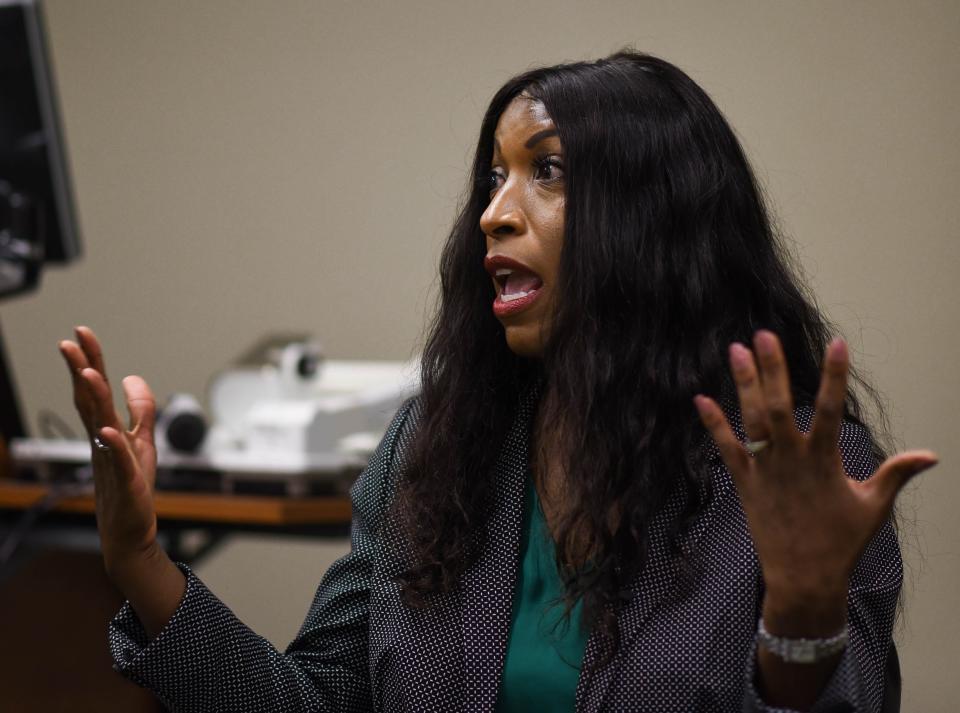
[109,388,900,712]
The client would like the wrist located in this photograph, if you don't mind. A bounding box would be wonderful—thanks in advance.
[762,589,848,639]
[104,539,168,592]
[106,543,186,640]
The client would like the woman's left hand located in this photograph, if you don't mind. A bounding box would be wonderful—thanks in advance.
[694,330,937,634]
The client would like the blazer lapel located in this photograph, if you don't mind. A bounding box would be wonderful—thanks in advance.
[574,491,693,712]
[460,384,540,712]
[576,402,738,712]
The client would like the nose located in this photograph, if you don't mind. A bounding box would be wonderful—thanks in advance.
[480,183,527,238]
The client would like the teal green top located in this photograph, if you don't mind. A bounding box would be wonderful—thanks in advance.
[495,476,590,712]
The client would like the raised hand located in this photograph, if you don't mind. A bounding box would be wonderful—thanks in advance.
[694,330,937,707]
[694,331,937,631]
[57,326,185,629]
[59,326,159,570]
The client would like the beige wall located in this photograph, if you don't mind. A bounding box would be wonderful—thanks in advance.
[5,0,958,707]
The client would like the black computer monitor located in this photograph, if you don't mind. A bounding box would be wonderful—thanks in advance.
[0,0,81,298]
[0,0,81,440]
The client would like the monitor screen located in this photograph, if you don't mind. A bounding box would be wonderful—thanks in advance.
[0,0,81,268]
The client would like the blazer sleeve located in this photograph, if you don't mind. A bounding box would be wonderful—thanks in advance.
[741,419,903,713]
[107,398,417,713]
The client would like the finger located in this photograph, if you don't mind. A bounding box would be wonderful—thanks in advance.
[809,338,849,455]
[122,375,157,445]
[753,330,799,445]
[74,325,109,381]
[694,395,751,479]
[59,340,96,427]
[80,366,124,433]
[59,339,91,384]
[96,425,143,492]
[862,449,938,507]
[728,342,770,442]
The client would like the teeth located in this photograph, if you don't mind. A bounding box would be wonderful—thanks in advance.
[500,290,530,303]
[496,269,512,277]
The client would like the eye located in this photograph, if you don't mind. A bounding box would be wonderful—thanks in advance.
[533,156,564,184]
[484,167,506,195]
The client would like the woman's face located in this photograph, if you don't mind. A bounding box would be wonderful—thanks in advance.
[481,95,565,359]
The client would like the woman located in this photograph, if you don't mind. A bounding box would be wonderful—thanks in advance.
[59,51,936,711]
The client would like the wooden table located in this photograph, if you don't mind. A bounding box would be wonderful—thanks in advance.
[1,431,358,556]
[0,474,355,564]
[0,479,352,526]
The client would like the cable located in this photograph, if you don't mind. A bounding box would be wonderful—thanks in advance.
[0,475,95,569]
[37,408,77,439]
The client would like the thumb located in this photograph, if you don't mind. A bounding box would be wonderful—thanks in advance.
[122,375,157,444]
[867,449,939,504]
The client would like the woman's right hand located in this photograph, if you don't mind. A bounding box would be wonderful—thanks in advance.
[58,325,161,581]
[59,326,186,637]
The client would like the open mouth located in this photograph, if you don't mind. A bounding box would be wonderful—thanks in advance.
[494,267,544,302]
[484,255,545,317]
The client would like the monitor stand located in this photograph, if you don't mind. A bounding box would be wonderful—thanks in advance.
[0,319,27,440]
[0,184,44,442]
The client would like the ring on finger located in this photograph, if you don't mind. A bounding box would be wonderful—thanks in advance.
[745,439,770,455]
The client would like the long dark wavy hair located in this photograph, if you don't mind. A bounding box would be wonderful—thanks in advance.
[391,50,888,661]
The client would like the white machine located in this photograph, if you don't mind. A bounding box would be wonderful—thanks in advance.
[203,339,418,473]
[191,336,419,492]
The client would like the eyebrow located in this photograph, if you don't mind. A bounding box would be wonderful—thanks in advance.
[523,128,559,149]
[491,128,560,157]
